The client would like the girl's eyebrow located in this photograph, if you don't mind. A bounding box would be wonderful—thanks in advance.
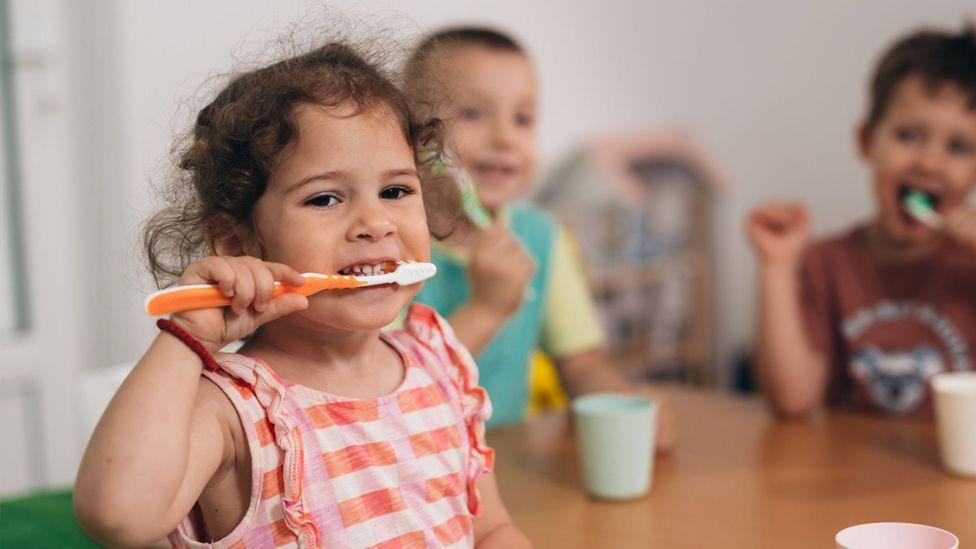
[287,168,419,192]
[386,168,419,179]
[287,170,343,193]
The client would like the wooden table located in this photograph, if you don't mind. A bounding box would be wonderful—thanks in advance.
[487,387,975,548]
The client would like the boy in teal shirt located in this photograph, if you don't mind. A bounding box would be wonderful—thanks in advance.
[405,28,675,447]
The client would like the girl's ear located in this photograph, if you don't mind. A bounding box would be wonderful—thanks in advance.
[855,122,873,161]
[205,215,252,257]
[214,226,265,258]
[211,232,247,257]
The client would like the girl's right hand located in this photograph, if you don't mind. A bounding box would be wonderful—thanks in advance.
[168,256,309,352]
[468,223,537,319]
[746,202,811,267]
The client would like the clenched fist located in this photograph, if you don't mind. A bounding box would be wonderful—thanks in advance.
[746,202,811,268]
[167,256,309,352]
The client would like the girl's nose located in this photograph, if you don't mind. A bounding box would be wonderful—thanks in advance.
[347,201,396,242]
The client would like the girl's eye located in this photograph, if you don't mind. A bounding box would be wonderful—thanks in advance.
[948,137,974,156]
[895,127,923,144]
[515,112,534,128]
[459,107,482,121]
[305,193,340,208]
[380,185,413,200]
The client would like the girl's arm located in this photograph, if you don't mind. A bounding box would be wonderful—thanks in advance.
[73,334,231,546]
[472,473,532,548]
[74,256,308,546]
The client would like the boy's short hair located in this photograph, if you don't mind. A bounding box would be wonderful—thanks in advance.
[866,24,976,131]
[404,27,525,110]
[410,26,523,62]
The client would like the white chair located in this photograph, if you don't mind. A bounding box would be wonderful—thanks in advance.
[76,363,134,446]
[75,362,174,548]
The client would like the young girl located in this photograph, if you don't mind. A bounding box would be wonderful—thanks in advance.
[74,42,530,548]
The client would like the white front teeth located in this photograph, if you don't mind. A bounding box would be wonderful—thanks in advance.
[344,264,386,276]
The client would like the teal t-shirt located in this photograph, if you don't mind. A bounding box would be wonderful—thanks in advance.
[413,202,557,427]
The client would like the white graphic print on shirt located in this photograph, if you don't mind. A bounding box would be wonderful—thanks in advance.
[843,300,970,413]
[851,346,942,412]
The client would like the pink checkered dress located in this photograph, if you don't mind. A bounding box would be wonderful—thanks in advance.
[169,304,494,548]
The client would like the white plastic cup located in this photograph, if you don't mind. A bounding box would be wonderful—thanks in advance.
[835,522,958,549]
[931,371,976,477]
[571,393,656,500]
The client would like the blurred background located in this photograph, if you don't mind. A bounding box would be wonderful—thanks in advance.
[0,0,972,497]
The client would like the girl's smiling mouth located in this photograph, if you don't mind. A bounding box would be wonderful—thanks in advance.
[337,259,400,276]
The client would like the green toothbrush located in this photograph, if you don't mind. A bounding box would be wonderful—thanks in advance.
[903,189,944,229]
[425,149,492,228]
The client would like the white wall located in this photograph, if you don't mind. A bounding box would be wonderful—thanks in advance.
[1,0,100,494]
[98,0,974,368]
[5,0,973,494]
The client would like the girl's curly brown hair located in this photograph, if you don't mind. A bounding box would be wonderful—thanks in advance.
[143,41,460,288]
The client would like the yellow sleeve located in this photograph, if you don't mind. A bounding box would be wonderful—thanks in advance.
[539,225,605,358]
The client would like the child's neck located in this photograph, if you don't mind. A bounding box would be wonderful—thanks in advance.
[866,221,949,263]
[239,320,404,399]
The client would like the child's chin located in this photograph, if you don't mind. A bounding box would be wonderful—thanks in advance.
[882,218,939,246]
[349,303,403,325]
[303,298,406,331]
[328,310,400,332]
[476,184,526,211]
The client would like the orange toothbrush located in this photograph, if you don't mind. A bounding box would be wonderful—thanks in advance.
[145,261,436,316]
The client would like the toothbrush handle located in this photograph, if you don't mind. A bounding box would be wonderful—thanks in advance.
[145,284,288,316]
[145,275,368,316]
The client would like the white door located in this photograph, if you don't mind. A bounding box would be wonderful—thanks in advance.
[0,0,91,497]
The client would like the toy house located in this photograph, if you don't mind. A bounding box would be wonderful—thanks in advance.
[535,133,722,384]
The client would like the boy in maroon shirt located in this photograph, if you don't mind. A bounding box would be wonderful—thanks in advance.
[748,25,976,418]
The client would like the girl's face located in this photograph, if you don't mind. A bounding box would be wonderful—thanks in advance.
[243,103,430,332]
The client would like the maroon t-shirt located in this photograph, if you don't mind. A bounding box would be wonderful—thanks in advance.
[801,224,976,417]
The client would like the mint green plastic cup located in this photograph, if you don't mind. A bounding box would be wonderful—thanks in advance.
[571,393,657,500]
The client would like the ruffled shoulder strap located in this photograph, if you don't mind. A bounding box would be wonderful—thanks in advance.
[169,353,322,548]
[401,303,495,515]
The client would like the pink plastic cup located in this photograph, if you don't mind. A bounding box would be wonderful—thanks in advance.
[835,523,958,549]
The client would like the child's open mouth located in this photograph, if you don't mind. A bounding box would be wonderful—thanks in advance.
[471,161,518,182]
[337,260,399,277]
[897,183,942,226]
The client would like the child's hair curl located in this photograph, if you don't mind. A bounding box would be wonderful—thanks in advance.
[143,41,460,288]
[867,23,976,131]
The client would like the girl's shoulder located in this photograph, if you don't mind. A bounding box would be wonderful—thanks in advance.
[195,362,261,473]
[191,376,252,527]
[196,375,245,448]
